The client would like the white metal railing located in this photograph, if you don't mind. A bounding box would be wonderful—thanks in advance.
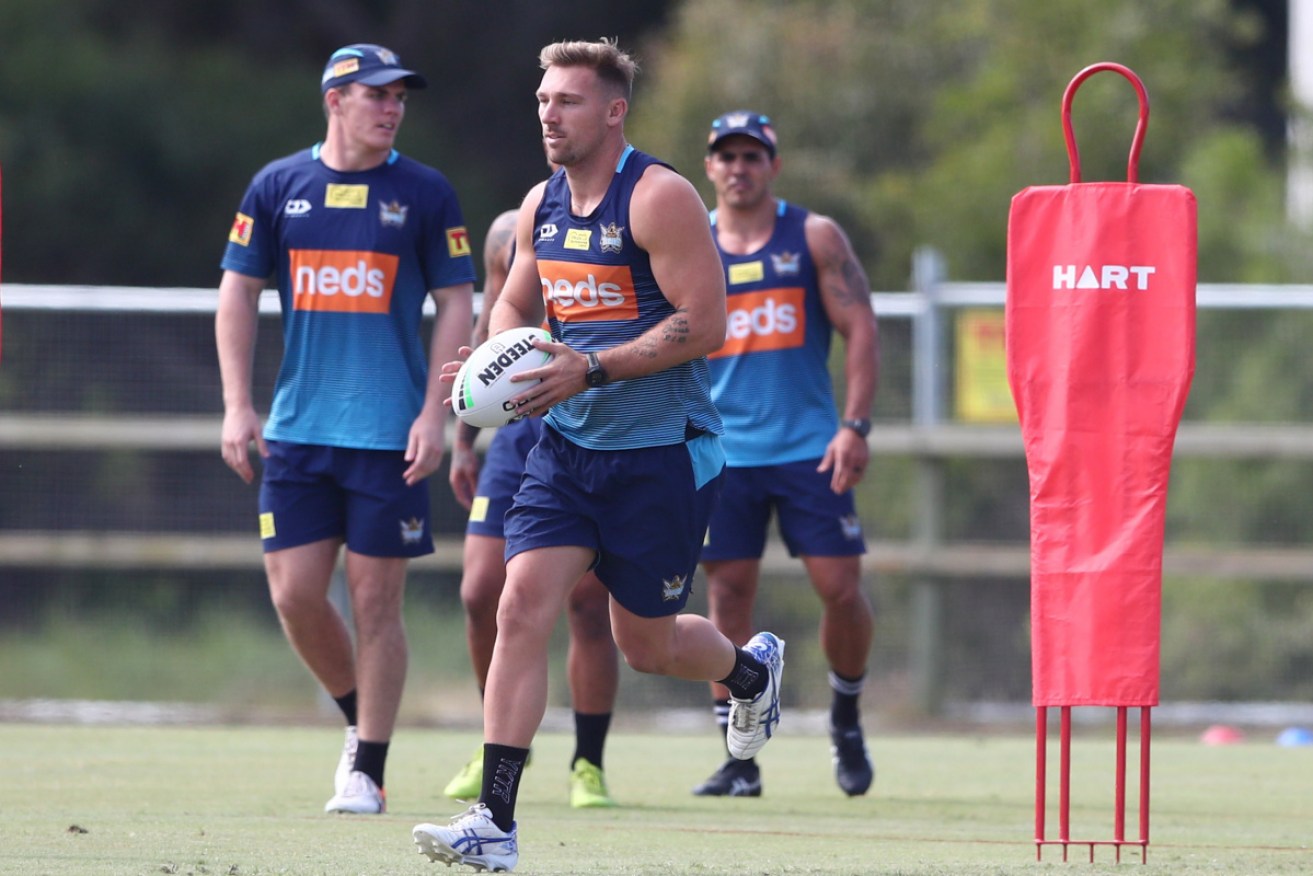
[8,277,1313,711]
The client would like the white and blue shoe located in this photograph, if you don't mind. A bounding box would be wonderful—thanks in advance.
[333,725,358,797]
[414,803,518,873]
[325,770,385,814]
[727,632,785,760]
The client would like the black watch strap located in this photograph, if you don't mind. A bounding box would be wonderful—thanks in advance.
[841,418,871,438]
[585,351,608,387]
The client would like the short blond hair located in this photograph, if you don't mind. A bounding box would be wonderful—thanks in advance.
[539,37,637,100]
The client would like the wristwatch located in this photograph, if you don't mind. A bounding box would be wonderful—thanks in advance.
[585,351,609,388]
[841,418,872,438]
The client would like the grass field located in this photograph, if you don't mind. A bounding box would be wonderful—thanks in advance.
[4,721,1311,875]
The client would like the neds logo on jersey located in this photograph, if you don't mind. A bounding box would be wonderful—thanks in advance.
[538,260,639,323]
[290,249,398,313]
[709,287,806,359]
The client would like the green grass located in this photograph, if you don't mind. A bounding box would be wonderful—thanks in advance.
[4,723,1311,875]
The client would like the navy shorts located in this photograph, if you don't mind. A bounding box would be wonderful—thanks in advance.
[503,425,725,618]
[466,418,544,539]
[258,440,434,558]
[701,458,867,562]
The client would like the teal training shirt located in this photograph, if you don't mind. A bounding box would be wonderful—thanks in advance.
[221,145,476,449]
[707,200,837,466]
[535,146,722,450]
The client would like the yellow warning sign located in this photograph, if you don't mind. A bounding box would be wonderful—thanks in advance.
[955,309,1017,423]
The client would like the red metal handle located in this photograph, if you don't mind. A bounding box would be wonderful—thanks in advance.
[1061,62,1149,184]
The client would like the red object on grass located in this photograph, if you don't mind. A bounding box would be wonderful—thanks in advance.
[1008,62,1196,863]
[1,163,4,363]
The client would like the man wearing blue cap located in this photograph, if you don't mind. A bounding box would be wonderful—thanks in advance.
[216,43,475,814]
[696,110,880,798]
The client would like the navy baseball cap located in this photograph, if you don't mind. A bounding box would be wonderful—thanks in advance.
[320,44,427,93]
[707,110,778,158]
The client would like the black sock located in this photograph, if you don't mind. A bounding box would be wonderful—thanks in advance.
[333,690,358,727]
[572,711,612,770]
[719,648,767,700]
[829,670,865,728]
[353,739,389,789]
[712,697,731,754]
[480,743,530,832]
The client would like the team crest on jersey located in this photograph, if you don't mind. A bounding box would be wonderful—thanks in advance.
[599,222,624,253]
[840,515,863,540]
[661,574,687,602]
[400,517,425,544]
[229,212,254,246]
[379,200,408,228]
[771,251,801,276]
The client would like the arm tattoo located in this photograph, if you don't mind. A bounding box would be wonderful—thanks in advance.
[821,250,870,309]
[627,309,693,362]
[485,226,515,273]
[635,335,660,359]
[661,311,691,345]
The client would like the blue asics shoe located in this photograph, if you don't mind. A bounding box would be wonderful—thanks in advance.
[727,632,784,760]
[414,803,518,872]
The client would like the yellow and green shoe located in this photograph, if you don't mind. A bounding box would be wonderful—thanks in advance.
[442,747,483,801]
[569,757,618,809]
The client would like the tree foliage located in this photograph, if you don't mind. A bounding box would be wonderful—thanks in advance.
[0,0,674,285]
[629,0,1303,287]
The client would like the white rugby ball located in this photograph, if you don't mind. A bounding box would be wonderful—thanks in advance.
[451,326,554,428]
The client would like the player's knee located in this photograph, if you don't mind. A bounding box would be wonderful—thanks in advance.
[615,637,674,675]
[460,573,503,625]
[567,602,611,642]
[267,581,326,622]
[822,592,874,628]
[621,650,665,676]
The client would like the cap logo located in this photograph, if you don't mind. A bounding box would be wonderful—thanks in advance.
[374,48,399,66]
[331,58,360,79]
[724,112,752,128]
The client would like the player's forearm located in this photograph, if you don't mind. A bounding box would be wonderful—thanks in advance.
[841,322,880,420]
[487,293,544,338]
[594,305,722,382]
[215,277,262,411]
[425,284,475,412]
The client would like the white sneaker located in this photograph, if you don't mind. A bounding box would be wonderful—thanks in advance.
[334,725,358,797]
[325,769,386,814]
[727,632,785,760]
[414,803,518,873]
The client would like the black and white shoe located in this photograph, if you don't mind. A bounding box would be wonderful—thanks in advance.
[691,757,762,797]
[830,723,874,797]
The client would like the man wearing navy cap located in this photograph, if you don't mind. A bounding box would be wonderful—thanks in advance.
[216,43,475,814]
[695,110,880,798]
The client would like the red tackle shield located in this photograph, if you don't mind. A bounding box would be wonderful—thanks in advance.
[1006,64,1196,706]
[1,163,4,362]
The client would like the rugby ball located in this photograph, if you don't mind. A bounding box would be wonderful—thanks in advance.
[451,326,554,428]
